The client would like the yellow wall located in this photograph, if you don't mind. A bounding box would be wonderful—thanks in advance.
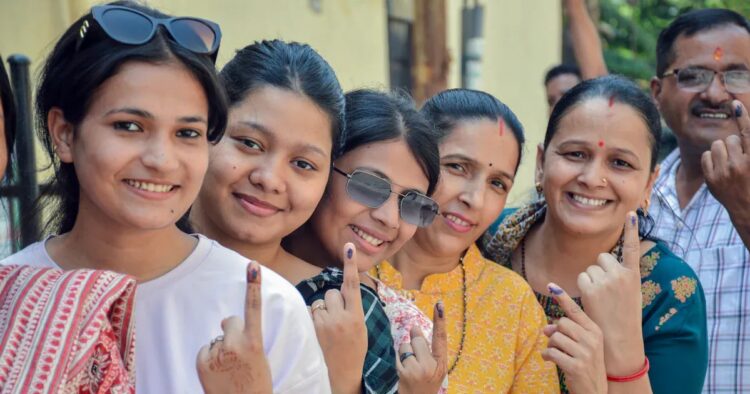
[0,0,559,204]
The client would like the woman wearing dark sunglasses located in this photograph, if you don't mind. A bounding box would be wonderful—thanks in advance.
[373,89,560,392]
[0,2,328,393]
[284,89,448,393]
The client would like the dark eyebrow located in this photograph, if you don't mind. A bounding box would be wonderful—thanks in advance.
[442,153,477,166]
[106,107,153,119]
[237,120,327,158]
[558,139,641,162]
[443,152,515,180]
[105,107,207,124]
[726,63,750,71]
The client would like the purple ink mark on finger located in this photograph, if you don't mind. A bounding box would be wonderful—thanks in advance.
[736,103,743,118]
[548,284,564,296]
[346,246,353,259]
[248,265,258,282]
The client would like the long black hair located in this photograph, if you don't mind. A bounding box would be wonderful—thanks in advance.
[341,89,440,195]
[0,56,15,166]
[35,0,228,234]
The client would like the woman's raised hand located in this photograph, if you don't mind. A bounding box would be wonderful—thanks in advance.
[196,261,273,394]
[396,302,448,394]
[311,242,368,394]
[578,211,646,377]
[542,283,607,394]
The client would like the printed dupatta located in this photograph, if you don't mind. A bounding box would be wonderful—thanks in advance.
[0,266,136,393]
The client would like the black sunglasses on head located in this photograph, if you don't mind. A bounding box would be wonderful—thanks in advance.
[76,5,222,63]
[333,166,439,228]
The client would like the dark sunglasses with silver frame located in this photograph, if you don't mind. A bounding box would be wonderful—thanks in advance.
[332,166,440,228]
[76,4,222,63]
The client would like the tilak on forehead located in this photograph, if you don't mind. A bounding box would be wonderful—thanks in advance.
[714,46,723,61]
[498,119,505,136]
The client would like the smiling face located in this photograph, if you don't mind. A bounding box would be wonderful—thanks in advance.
[53,61,210,231]
[412,118,519,256]
[194,86,333,245]
[652,25,750,156]
[310,139,429,271]
[539,97,658,236]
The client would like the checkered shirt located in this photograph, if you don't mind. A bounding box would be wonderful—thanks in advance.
[649,149,750,393]
[296,267,398,394]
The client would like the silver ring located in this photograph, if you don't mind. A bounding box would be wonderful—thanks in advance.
[210,335,224,349]
[399,351,416,363]
[311,300,327,313]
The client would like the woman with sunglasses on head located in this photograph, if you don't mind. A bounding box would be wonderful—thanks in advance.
[483,76,708,394]
[188,39,364,393]
[0,2,329,393]
[285,89,448,394]
[372,89,559,393]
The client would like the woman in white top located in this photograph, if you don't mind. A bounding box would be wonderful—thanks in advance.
[1,2,329,392]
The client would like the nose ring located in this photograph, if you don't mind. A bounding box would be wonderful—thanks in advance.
[601,177,608,186]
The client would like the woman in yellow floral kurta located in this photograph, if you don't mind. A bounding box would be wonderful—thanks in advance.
[374,89,559,393]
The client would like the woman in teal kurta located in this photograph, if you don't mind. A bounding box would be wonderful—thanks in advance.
[481,76,707,394]
[483,202,707,393]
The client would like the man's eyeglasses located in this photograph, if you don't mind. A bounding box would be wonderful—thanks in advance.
[77,5,222,63]
[662,67,750,94]
[332,167,439,227]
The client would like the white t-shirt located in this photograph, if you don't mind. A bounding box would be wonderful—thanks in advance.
[1,235,331,393]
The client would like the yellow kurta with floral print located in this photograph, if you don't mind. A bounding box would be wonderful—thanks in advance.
[372,244,559,394]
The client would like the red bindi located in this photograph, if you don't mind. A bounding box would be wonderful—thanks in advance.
[598,140,605,148]
[714,47,723,61]
[498,120,505,136]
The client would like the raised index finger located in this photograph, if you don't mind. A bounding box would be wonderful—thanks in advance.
[621,211,640,273]
[732,100,750,152]
[244,260,263,335]
[340,242,363,312]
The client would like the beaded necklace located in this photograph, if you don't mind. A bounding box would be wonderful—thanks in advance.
[375,256,467,375]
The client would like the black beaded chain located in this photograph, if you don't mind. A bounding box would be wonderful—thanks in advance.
[375,257,467,375]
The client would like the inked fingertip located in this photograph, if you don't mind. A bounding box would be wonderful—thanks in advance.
[247,261,259,283]
[436,300,444,318]
[736,102,743,118]
[547,283,564,296]
[629,211,637,227]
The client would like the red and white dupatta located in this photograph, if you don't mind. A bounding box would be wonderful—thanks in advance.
[0,266,136,393]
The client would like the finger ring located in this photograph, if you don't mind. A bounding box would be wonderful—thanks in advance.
[209,335,224,349]
[311,300,327,313]
[399,351,416,363]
